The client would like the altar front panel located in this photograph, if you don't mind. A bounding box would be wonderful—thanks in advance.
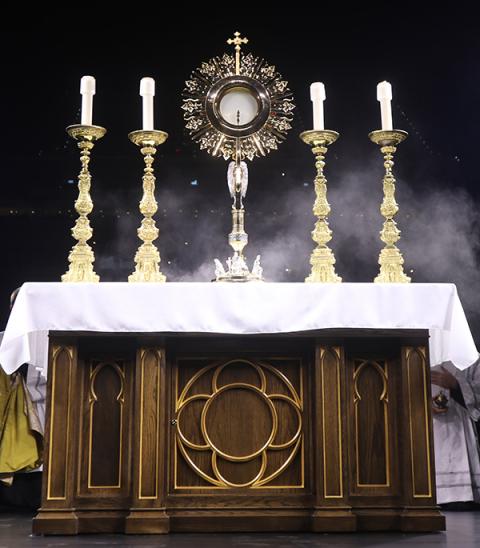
[171,354,306,491]
[33,331,445,535]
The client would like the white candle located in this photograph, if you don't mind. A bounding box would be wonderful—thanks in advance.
[310,82,326,130]
[377,81,393,130]
[80,75,95,126]
[140,77,155,130]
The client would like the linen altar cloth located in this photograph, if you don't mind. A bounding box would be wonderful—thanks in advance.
[0,282,478,376]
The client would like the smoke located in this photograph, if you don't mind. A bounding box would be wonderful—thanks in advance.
[94,161,480,338]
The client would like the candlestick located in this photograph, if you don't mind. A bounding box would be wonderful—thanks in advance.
[369,129,410,283]
[300,129,341,283]
[310,82,325,131]
[62,124,106,282]
[140,77,155,131]
[80,76,95,126]
[377,81,393,131]
[128,129,168,282]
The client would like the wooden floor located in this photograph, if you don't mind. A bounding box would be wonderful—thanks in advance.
[0,511,479,547]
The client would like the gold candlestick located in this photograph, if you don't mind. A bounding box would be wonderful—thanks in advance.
[128,129,168,282]
[369,129,410,283]
[300,129,341,283]
[62,124,106,283]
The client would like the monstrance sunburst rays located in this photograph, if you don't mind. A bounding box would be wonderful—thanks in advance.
[182,52,295,160]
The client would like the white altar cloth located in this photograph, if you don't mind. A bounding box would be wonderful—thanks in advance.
[0,282,478,376]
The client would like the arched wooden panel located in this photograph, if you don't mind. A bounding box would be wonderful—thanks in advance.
[354,360,389,487]
[88,362,124,488]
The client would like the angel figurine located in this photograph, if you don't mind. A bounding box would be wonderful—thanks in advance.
[227,160,248,209]
[252,255,263,279]
[214,258,226,279]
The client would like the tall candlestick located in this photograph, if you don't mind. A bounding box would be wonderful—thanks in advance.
[128,129,168,282]
[377,81,393,130]
[300,129,341,283]
[310,82,326,130]
[140,77,155,131]
[80,76,95,126]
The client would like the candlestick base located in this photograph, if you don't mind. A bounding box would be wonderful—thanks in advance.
[300,129,341,283]
[128,129,168,283]
[369,129,410,284]
[129,243,166,283]
[62,124,106,283]
[62,244,99,283]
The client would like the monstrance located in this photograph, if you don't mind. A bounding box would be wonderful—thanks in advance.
[182,32,295,281]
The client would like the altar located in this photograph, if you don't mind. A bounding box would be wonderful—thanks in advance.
[1,282,477,534]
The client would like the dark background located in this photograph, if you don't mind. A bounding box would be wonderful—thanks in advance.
[1,11,479,342]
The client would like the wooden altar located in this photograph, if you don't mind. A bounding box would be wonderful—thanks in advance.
[32,330,445,534]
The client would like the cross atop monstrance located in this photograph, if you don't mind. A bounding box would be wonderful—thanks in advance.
[227,31,248,74]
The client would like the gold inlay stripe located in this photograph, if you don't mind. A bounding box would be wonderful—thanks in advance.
[321,347,343,499]
[47,346,73,501]
[406,347,432,498]
[138,349,161,499]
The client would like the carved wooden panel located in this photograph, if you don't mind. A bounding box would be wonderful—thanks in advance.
[77,356,133,500]
[46,345,74,501]
[354,359,390,487]
[346,344,400,500]
[318,347,343,499]
[403,346,433,500]
[173,357,304,490]
[125,346,170,533]
[137,348,162,500]
[89,362,124,487]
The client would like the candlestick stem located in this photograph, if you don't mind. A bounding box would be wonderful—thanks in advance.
[300,129,341,283]
[128,129,168,282]
[62,125,106,282]
[369,129,410,283]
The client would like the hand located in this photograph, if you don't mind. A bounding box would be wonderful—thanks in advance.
[431,366,459,390]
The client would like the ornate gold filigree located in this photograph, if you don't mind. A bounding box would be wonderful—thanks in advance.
[62,124,106,282]
[300,130,341,283]
[174,359,303,489]
[369,130,410,283]
[128,130,168,282]
[182,40,294,160]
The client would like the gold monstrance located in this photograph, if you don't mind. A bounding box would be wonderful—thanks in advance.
[182,32,295,281]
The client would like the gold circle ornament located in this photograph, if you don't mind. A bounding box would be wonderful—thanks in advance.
[174,358,303,488]
[182,33,295,161]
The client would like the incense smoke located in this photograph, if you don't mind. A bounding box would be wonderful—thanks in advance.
[95,161,480,338]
